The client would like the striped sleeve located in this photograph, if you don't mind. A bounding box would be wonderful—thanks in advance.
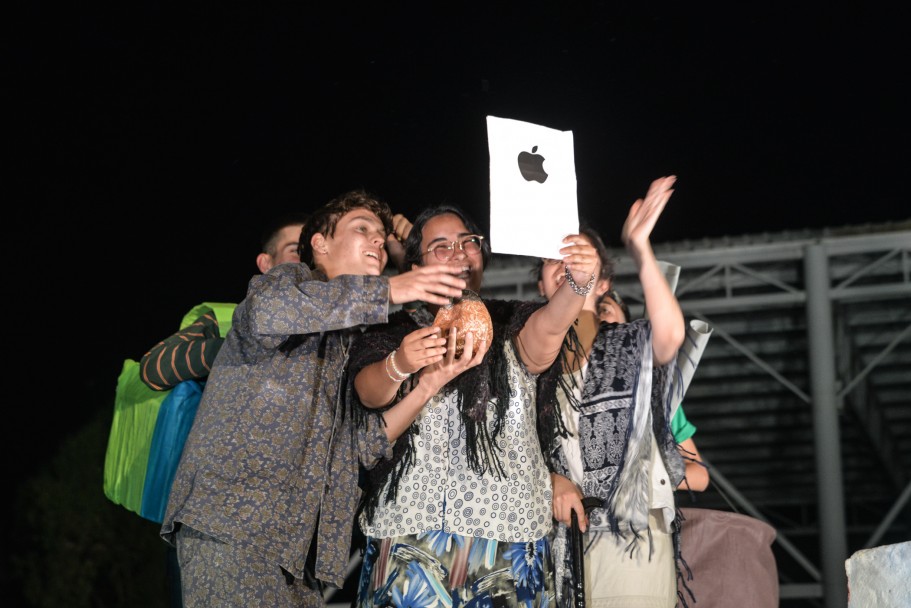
[139,312,224,391]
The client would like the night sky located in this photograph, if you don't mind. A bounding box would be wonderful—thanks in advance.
[8,4,909,486]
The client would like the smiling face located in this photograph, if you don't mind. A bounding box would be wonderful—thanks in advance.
[418,213,484,294]
[315,209,388,279]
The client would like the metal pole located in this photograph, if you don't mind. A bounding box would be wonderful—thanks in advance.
[804,244,848,608]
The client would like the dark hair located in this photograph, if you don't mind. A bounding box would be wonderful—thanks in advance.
[260,212,309,257]
[599,289,631,323]
[298,189,394,266]
[532,222,615,284]
[402,204,492,270]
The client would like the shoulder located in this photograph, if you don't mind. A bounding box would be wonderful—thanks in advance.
[254,262,317,283]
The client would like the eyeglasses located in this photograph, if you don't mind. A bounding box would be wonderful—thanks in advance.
[424,235,484,262]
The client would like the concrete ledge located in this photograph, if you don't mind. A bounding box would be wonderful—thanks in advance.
[846,541,911,608]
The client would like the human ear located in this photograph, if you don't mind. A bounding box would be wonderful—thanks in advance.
[256,252,272,274]
[311,233,328,255]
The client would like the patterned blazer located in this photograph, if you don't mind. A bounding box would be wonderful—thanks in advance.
[161,263,393,587]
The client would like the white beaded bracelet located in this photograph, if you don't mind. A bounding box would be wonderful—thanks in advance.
[386,349,411,382]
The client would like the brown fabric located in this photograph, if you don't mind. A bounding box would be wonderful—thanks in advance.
[563,311,599,372]
[677,508,779,608]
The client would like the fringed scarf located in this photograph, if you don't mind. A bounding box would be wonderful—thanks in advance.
[538,318,687,605]
[349,299,566,526]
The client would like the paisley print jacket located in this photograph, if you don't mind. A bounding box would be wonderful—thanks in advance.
[160,263,393,588]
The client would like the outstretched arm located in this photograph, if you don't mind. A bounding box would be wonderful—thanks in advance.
[516,235,599,374]
[624,175,685,364]
[387,263,467,307]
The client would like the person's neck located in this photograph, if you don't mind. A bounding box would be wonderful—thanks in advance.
[313,261,331,278]
[574,310,600,346]
[564,310,599,372]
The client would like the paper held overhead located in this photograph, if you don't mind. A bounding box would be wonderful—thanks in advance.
[486,115,579,260]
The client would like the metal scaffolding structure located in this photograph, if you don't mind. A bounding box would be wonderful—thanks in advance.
[480,221,911,607]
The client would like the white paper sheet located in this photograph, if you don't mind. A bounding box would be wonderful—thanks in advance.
[486,116,579,259]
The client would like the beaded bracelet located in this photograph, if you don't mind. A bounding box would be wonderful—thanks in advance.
[564,265,596,296]
[385,349,411,382]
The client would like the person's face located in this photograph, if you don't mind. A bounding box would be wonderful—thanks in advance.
[318,208,388,279]
[537,258,565,301]
[271,225,304,266]
[418,213,484,294]
[598,296,627,324]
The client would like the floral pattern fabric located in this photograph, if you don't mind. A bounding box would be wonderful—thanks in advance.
[356,530,555,607]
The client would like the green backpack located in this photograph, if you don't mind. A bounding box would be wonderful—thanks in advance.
[102,302,236,519]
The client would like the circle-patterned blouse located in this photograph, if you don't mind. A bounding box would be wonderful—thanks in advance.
[359,343,553,543]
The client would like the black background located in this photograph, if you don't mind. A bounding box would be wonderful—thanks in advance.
[8,3,909,492]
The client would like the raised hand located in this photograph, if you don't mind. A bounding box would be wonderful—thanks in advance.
[385,213,415,272]
[390,213,413,243]
[622,175,676,253]
[623,175,685,363]
[388,264,467,306]
[558,233,600,289]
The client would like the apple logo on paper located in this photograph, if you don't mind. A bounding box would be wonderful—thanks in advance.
[517,146,548,183]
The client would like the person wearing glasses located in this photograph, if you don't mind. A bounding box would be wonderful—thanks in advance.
[346,204,598,607]
[536,176,688,607]
[159,190,473,607]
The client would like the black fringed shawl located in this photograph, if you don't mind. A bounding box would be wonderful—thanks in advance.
[348,298,567,525]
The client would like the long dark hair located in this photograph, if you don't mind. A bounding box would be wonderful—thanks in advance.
[402,204,492,270]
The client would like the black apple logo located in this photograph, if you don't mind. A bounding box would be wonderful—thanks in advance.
[517,146,548,183]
